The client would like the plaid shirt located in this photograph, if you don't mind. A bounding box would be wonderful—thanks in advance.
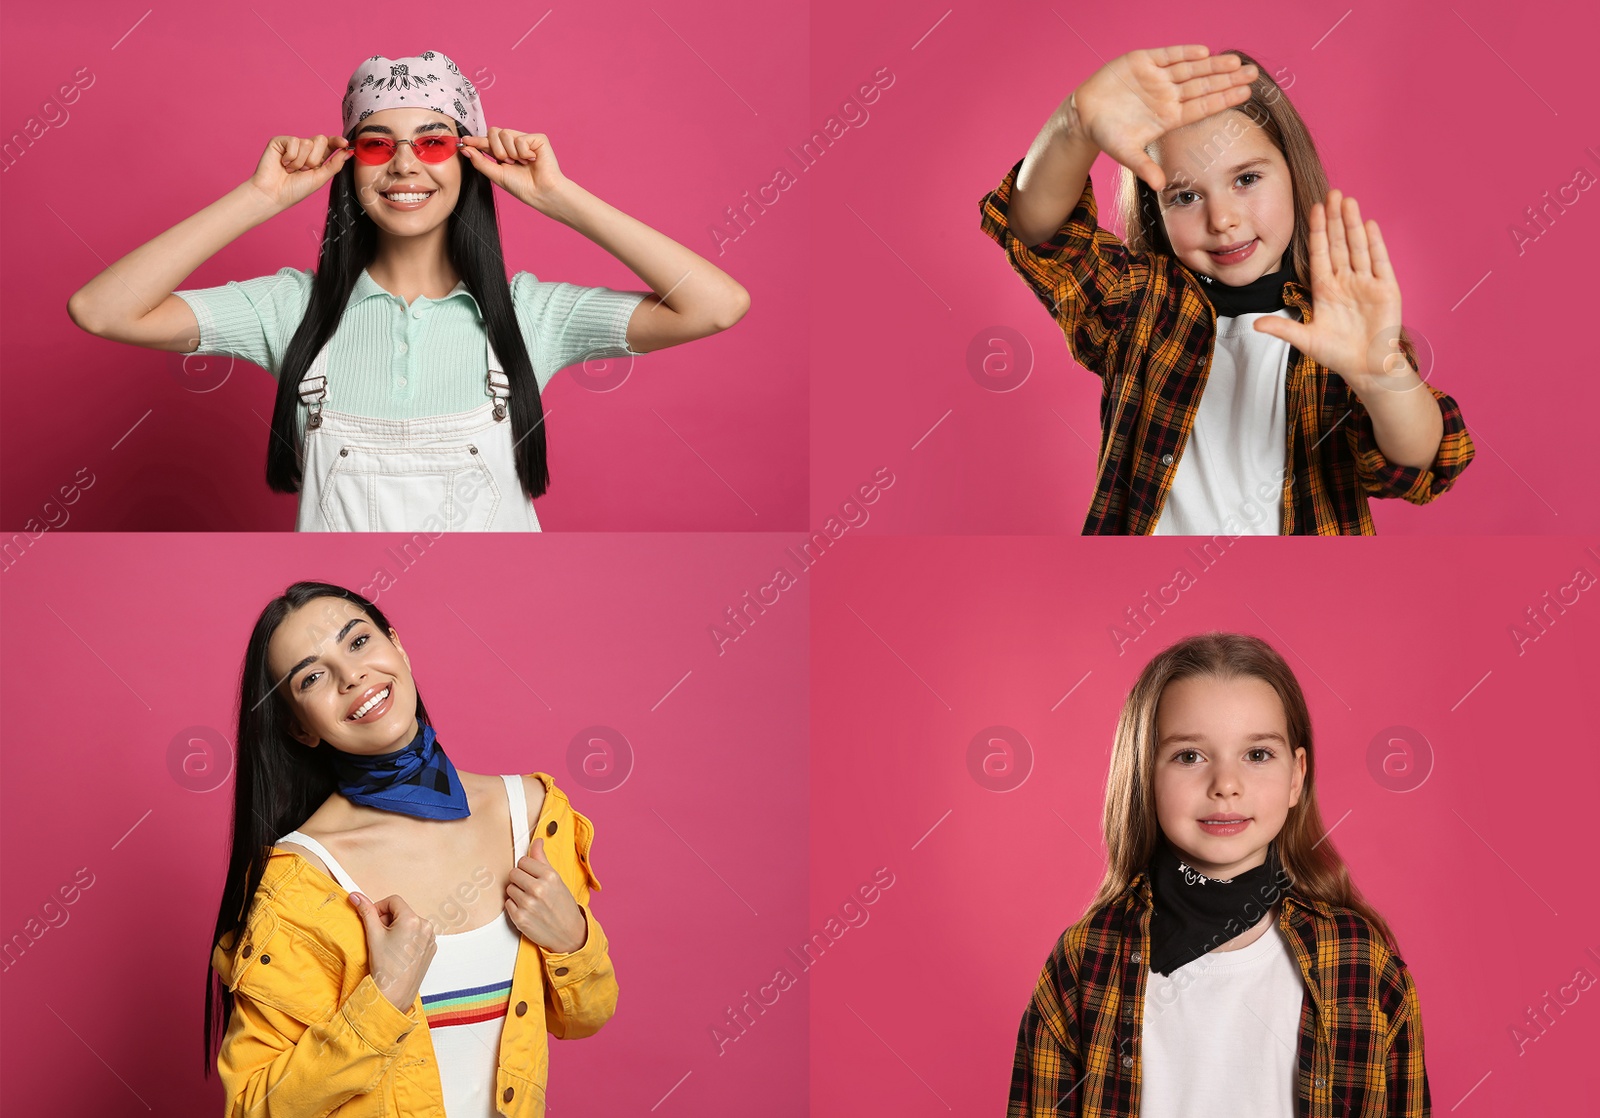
[1009,869,1430,1117]
[978,157,1474,534]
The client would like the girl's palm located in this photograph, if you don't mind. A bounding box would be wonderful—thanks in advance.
[461,127,566,209]
[1254,190,1408,383]
[1074,46,1258,192]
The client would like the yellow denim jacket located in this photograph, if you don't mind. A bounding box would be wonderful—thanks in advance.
[210,772,616,1117]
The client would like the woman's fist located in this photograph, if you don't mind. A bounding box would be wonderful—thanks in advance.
[348,891,437,1011]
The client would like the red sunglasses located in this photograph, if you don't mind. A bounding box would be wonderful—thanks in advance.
[349,134,469,165]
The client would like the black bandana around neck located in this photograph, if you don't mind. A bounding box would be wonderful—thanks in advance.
[1192,258,1296,317]
[328,722,471,821]
[1146,834,1292,975]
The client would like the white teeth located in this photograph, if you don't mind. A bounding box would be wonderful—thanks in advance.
[350,686,390,719]
[385,192,432,202]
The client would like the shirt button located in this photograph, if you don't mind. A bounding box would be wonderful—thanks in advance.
[412,309,424,320]
[515,1001,528,1016]
[1121,1055,1133,1069]
[1160,453,1174,466]
[397,342,408,355]
[1131,951,1141,963]
[1315,1076,1326,1088]
[397,377,408,387]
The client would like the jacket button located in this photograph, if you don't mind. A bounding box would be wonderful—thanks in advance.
[1122,1055,1133,1069]
[515,1000,528,1016]
[1131,951,1141,963]
[242,945,253,958]
[259,955,270,964]
[1160,453,1174,466]
[502,1087,514,1102]
[547,820,558,836]
[554,966,570,976]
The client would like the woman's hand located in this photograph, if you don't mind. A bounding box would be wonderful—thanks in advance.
[504,837,587,953]
[1071,46,1258,193]
[461,127,569,212]
[348,891,437,1011]
[246,134,351,213]
[1253,190,1414,388]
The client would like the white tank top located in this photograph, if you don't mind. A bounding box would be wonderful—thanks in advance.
[277,773,531,1118]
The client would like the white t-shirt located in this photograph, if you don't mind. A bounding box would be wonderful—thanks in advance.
[1150,309,1298,535]
[1137,919,1306,1117]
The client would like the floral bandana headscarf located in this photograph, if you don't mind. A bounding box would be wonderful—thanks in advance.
[341,50,485,138]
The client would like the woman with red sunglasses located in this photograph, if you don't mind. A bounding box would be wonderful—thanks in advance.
[67,50,750,531]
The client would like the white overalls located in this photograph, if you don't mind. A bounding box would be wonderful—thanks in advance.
[293,333,540,532]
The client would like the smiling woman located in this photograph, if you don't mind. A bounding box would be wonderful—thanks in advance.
[65,48,750,532]
[203,579,616,1117]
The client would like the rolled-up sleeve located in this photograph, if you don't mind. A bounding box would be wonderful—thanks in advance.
[511,271,648,392]
[172,267,313,378]
[1347,383,1473,505]
[978,157,1143,376]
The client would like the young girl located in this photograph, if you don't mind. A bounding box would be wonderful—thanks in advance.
[1008,631,1430,1116]
[204,580,614,1117]
[979,45,1473,535]
[68,50,750,531]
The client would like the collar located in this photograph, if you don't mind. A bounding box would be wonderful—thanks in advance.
[350,267,483,320]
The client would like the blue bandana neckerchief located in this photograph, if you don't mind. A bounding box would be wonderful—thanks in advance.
[329,722,471,821]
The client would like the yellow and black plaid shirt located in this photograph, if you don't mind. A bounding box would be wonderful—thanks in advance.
[1009,869,1431,1117]
[979,157,1474,534]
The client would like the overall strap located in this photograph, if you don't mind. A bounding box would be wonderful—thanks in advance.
[486,337,510,421]
[298,342,333,429]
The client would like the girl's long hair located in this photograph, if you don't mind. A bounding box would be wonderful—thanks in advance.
[265,119,552,499]
[201,581,434,1079]
[1083,631,1401,954]
[1114,48,1422,375]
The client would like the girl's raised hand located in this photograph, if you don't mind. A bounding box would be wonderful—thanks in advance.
[1253,190,1411,386]
[461,127,568,212]
[247,134,352,212]
[1071,46,1259,193]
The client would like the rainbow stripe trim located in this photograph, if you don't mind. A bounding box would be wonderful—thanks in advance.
[421,978,513,1028]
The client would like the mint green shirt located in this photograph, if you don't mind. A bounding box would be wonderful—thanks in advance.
[174,266,646,420]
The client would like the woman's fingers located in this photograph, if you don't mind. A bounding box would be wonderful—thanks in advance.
[1150,44,1213,68]
[1176,66,1257,102]
[1325,190,1350,273]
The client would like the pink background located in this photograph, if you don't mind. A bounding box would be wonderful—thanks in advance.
[811,535,1600,1114]
[810,0,1600,534]
[3,0,807,531]
[0,532,808,1115]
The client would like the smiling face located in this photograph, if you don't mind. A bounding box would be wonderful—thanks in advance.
[349,107,466,235]
[267,596,420,756]
[1152,673,1306,879]
[1150,109,1296,284]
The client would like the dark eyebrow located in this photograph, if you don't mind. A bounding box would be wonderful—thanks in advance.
[286,617,367,684]
[1161,157,1272,196]
[354,121,455,137]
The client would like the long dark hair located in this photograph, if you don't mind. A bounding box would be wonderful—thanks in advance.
[1114,48,1422,375]
[265,119,552,498]
[201,581,434,1079]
